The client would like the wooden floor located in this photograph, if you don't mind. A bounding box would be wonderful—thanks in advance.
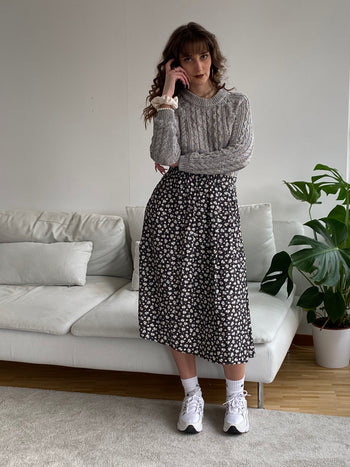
[0,345,349,416]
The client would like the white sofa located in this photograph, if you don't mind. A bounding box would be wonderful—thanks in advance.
[0,205,303,408]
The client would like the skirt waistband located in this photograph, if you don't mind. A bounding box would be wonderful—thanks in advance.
[167,166,237,182]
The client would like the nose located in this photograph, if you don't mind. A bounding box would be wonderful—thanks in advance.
[193,58,202,73]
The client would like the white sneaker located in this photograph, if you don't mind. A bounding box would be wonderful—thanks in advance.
[177,387,204,434]
[223,390,250,434]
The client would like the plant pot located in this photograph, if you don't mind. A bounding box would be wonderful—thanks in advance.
[312,322,350,368]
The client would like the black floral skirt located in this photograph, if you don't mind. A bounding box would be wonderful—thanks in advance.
[138,166,255,365]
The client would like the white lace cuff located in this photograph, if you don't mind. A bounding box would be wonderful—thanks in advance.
[150,95,178,110]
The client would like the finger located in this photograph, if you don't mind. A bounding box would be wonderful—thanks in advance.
[175,69,190,87]
[179,67,190,81]
[172,66,190,81]
[155,163,166,175]
[183,73,190,87]
[173,68,190,85]
[165,58,175,73]
[182,70,191,86]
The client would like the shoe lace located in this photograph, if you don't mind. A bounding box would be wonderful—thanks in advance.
[223,390,250,414]
[182,392,203,415]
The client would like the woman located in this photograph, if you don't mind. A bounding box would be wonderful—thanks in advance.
[138,22,255,435]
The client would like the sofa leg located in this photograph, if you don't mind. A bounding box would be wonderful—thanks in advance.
[257,382,264,409]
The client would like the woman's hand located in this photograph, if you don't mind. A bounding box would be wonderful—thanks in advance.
[162,58,190,97]
[155,163,167,175]
[154,160,179,174]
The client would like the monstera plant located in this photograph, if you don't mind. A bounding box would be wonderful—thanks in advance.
[260,164,350,368]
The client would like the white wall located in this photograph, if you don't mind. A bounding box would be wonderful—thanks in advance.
[0,0,349,221]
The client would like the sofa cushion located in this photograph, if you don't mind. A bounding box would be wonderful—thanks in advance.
[71,282,138,338]
[0,210,133,279]
[125,206,145,262]
[0,241,93,286]
[248,282,295,343]
[239,204,276,281]
[125,203,276,286]
[131,241,140,291]
[272,220,305,254]
[0,276,129,335]
[71,282,295,344]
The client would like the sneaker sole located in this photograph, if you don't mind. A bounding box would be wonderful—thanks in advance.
[178,424,201,434]
[224,425,248,435]
[224,418,249,434]
[177,420,202,434]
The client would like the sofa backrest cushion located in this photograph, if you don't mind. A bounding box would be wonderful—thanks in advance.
[0,241,93,286]
[0,210,133,279]
[238,203,276,281]
[125,203,276,283]
[124,206,146,262]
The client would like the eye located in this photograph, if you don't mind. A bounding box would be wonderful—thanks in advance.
[183,57,192,62]
[201,54,209,60]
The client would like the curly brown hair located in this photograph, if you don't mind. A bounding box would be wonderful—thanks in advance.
[143,22,230,126]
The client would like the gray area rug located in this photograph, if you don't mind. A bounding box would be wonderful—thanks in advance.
[0,386,349,467]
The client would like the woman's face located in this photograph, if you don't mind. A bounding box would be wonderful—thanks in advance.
[178,47,212,88]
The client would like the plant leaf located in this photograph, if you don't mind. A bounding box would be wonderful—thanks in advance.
[304,219,333,246]
[317,217,348,247]
[307,309,317,323]
[290,246,319,274]
[323,290,346,324]
[260,251,293,297]
[336,186,348,202]
[320,185,339,196]
[314,163,335,171]
[313,164,343,181]
[297,286,324,309]
[289,220,350,287]
[311,174,327,183]
[287,262,294,296]
[283,181,321,205]
[340,248,350,287]
[312,165,350,206]
[327,205,347,222]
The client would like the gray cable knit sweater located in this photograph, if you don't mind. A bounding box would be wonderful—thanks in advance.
[150,88,254,176]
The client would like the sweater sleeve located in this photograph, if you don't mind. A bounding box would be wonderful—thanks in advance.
[149,109,181,166]
[178,94,254,175]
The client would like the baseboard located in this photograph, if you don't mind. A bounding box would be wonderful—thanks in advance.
[292,334,313,346]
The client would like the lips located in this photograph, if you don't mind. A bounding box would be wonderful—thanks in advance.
[195,74,204,78]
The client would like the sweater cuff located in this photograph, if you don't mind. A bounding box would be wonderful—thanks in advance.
[154,108,176,124]
[178,155,192,173]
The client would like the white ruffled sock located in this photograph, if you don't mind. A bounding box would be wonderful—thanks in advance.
[181,376,201,396]
[226,377,245,398]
